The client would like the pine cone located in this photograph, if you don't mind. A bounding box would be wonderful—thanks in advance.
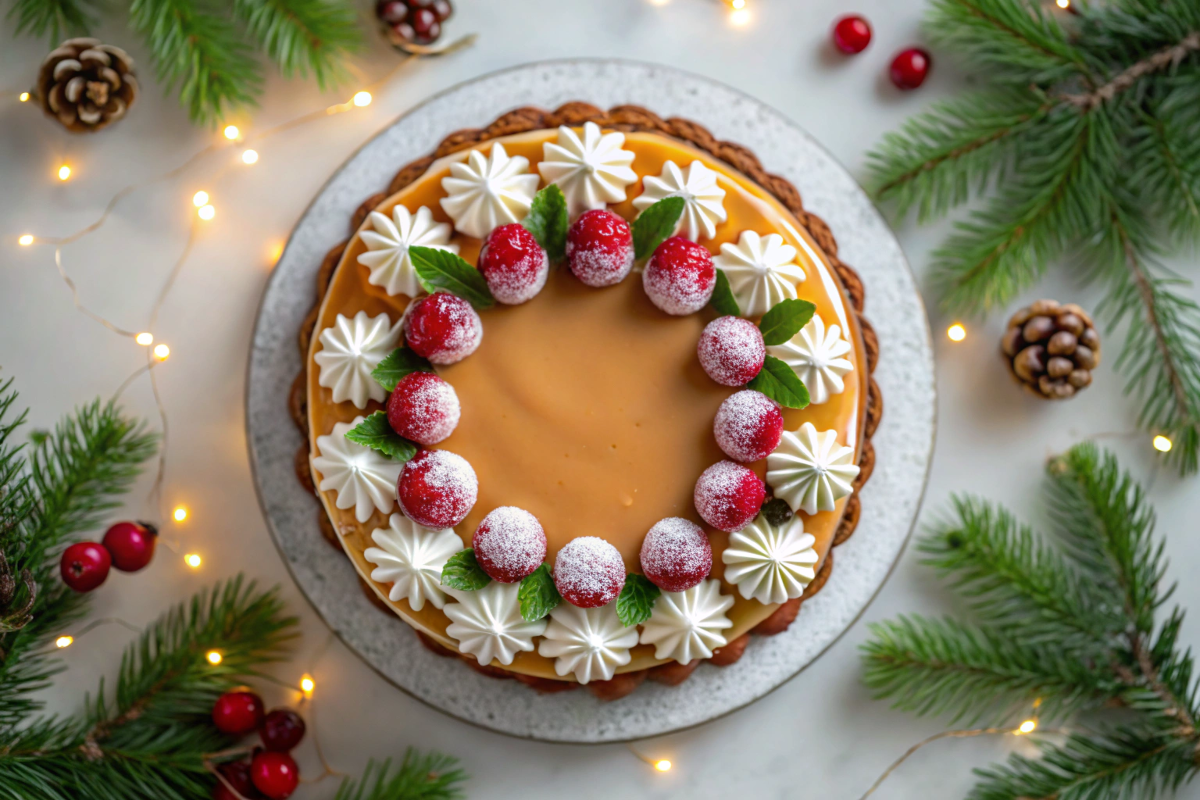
[36,38,137,133]
[1001,300,1101,400]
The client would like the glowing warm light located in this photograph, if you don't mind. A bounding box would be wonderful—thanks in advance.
[268,240,285,265]
[19,92,30,102]
[192,190,209,207]
[730,8,750,25]
[18,234,34,246]
[58,165,72,181]
[947,323,967,342]
[154,344,171,361]
[1017,719,1037,734]
[654,759,672,772]
[647,0,670,5]
[1056,0,1070,8]
[198,204,216,221]
[135,332,154,346]
[185,553,202,568]
[1153,435,1173,453]
[173,506,188,522]
[206,650,223,665]
[242,149,259,164]
[224,125,240,140]
[55,635,73,648]
[731,0,745,8]
[300,674,315,695]
[353,91,372,107]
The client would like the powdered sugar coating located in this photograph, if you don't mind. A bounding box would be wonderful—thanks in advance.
[386,372,461,446]
[697,316,766,386]
[642,236,716,315]
[713,390,785,463]
[404,292,483,365]
[566,209,635,288]
[693,460,766,533]
[473,506,547,583]
[639,517,713,592]
[553,536,626,608]
[478,224,550,305]
[397,449,479,529]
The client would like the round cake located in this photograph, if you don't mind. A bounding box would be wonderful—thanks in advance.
[293,104,881,700]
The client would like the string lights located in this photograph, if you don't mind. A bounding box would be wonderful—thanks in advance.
[197,203,216,220]
[173,506,188,522]
[300,674,316,697]
[19,91,29,102]
[135,332,154,346]
[223,125,240,140]
[946,323,967,342]
[57,165,72,181]
[153,344,171,361]
[192,191,209,207]
[1153,435,1173,453]
[242,149,259,165]
[206,650,223,665]
[18,234,33,246]
[55,635,73,648]
[185,553,202,568]
[654,759,672,772]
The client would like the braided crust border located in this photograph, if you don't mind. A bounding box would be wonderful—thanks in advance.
[289,102,883,701]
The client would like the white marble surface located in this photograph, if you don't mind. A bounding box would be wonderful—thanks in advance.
[2,0,1197,797]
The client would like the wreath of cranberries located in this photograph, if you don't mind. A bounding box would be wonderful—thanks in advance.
[359,185,807,610]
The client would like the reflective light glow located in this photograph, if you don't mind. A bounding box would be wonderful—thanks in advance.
[947,323,967,342]
[19,92,29,102]
[206,650,223,665]
[731,0,745,8]
[654,760,672,772]
[18,234,34,246]
[1153,435,1173,453]
[185,553,202,568]
[1017,719,1037,734]
[173,506,188,522]
[154,344,170,361]
[1056,0,1070,7]
[353,91,372,107]
[198,204,215,221]
[730,8,750,25]
[242,149,259,164]
[55,635,73,648]
[192,191,209,207]
[268,240,285,265]
[300,674,316,695]
[224,125,240,140]
[135,332,154,346]
[58,165,72,181]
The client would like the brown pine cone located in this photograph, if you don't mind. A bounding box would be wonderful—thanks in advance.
[36,38,138,133]
[1001,300,1100,400]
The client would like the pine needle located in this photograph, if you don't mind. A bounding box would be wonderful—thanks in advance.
[5,0,98,44]
[231,0,363,89]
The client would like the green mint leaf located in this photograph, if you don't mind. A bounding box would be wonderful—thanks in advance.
[344,411,418,461]
[709,268,741,317]
[441,549,491,591]
[758,298,817,346]
[518,564,561,622]
[409,246,495,309]
[371,347,434,392]
[522,185,569,262]
[761,497,793,527]
[632,196,686,260]
[747,355,811,409]
[616,573,660,627]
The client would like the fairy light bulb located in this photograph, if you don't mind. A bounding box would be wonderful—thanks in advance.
[731,0,745,8]
[224,125,240,140]
[55,635,73,648]
[1056,0,1070,7]
[198,204,215,221]
[192,191,209,207]
[185,553,202,568]
[19,92,29,102]
[654,759,672,772]
[206,650,223,665]
[1017,719,1037,734]
[1153,435,1173,453]
[173,506,188,522]
[154,344,170,361]
[300,674,315,696]
[947,323,966,342]
[242,149,258,164]
[18,234,34,246]
[730,8,750,25]
[353,91,372,107]
[135,332,154,346]
[58,165,72,181]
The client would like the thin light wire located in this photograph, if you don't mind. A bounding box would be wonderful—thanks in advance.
[53,248,139,338]
[34,616,143,655]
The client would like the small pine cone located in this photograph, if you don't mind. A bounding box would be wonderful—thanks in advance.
[36,38,138,133]
[1001,300,1100,400]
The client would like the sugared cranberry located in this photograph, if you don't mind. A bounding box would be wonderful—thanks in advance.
[375,0,408,24]
[478,223,549,304]
[250,751,300,800]
[697,316,765,386]
[694,461,765,533]
[386,372,460,445]
[59,542,111,592]
[259,709,306,752]
[553,536,626,608]
[832,15,872,54]
[410,8,440,42]
[101,520,157,572]
[890,47,932,90]
[404,292,482,365]
[212,691,265,736]
[214,760,261,800]
[566,209,634,288]
[714,390,785,463]
[640,518,712,593]
[472,507,547,583]
[397,449,478,528]
[643,236,715,315]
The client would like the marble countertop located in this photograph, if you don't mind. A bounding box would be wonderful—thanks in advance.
[3,0,1197,797]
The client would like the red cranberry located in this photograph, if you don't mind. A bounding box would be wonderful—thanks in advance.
[397,449,478,528]
[375,0,408,23]
[697,316,766,386]
[714,390,785,463]
[59,541,111,592]
[890,47,932,90]
[472,507,547,583]
[431,0,454,20]
[212,690,265,736]
[643,236,715,315]
[640,518,712,593]
[566,209,634,287]
[250,751,300,800]
[214,760,261,800]
[478,223,549,304]
[694,461,766,533]
[386,372,460,446]
[404,292,482,365]
[101,520,157,572]
[259,709,306,752]
[410,8,440,42]
[391,22,417,42]
[832,15,872,54]
[553,536,626,608]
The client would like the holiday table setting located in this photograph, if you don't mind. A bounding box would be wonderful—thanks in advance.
[2,1,1200,799]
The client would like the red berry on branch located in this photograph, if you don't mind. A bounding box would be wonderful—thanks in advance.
[713,390,784,463]
[60,542,111,592]
[643,236,716,315]
[890,47,932,90]
[386,372,460,446]
[259,709,306,752]
[697,316,765,386]
[478,223,549,305]
[397,449,478,529]
[694,461,765,533]
[213,760,262,800]
[101,520,157,572]
[473,507,547,583]
[404,292,482,365]
[553,536,626,608]
[375,0,408,23]
[250,751,300,800]
[566,209,634,288]
[832,15,872,54]
[640,517,712,593]
[212,691,266,736]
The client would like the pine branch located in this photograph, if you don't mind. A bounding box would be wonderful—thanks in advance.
[334,753,468,800]
[231,0,362,89]
[5,0,98,44]
[1130,106,1200,245]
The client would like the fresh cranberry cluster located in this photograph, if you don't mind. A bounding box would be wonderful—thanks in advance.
[59,520,157,593]
[375,0,453,46]
[211,690,306,800]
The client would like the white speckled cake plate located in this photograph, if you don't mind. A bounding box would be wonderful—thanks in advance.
[245,59,936,743]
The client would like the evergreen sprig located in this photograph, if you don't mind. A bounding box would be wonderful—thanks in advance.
[862,442,1200,799]
[5,0,98,44]
[868,0,1200,474]
[333,753,467,800]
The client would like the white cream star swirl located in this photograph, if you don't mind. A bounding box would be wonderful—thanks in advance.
[443,582,547,666]
[633,160,727,241]
[314,311,402,409]
[714,230,806,316]
[639,579,734,663]
[439,143,541,239]
[767,313,854,405]
[363,513,461,611]
[766,422,860,515]
[311,418,402,523]
[538,122,637,218]
[358,205,458,298]
[721,515,818,604]
[537,603,638,684]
